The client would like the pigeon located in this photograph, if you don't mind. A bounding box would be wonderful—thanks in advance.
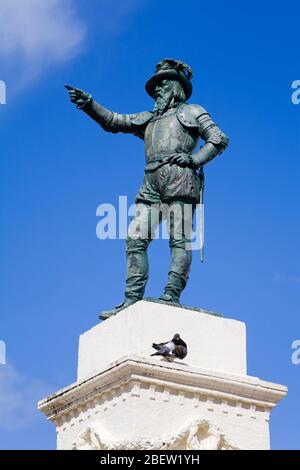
[151,334,187,361]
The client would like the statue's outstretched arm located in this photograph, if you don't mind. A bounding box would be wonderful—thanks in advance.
[64,84,147,136]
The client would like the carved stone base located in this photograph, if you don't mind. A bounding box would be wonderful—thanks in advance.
[38,301,287,450]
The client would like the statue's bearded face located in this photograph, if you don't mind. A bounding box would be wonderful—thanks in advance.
[153,80,175,115]
[153,79,186,115]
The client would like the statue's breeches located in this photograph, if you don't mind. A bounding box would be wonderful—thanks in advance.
[135,163,201,205]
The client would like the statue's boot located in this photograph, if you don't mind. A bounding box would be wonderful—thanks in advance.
[159,200,194,305]
[159,292,181,304]
[159,272,186,305]
[159,243,192,305]
[99,298,137,320]
[100,236,151,321]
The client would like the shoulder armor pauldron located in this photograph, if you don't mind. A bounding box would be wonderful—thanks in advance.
[177,103,207,129]
[131,111,154,127]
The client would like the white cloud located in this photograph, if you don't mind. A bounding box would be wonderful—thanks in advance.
[0,364,53,429]
[0,0,146,90]
[0,0,86,85]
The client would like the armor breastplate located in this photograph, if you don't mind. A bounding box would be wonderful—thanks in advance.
[144,108,198,164]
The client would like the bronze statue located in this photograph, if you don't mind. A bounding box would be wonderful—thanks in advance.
[65,58,229,320]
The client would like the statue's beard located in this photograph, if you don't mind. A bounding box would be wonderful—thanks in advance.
[153,93,173,116]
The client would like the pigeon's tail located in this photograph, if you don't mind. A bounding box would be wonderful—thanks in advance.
[152,343,161,351]
[151,351,161,356]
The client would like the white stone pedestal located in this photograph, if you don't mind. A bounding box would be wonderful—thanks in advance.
[38,300,287,450]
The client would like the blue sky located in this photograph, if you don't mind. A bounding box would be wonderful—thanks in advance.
[0,0,299,450]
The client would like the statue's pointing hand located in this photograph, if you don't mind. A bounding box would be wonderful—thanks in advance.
[64,84,92,109]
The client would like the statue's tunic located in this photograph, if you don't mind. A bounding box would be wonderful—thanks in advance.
[137,107,201,203]
[83,100,228,204]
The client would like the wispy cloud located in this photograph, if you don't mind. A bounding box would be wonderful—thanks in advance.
[0,0,86,87]
[286,276,300,284]
[0,364,53,430]
[274,274,300,285]
[90,0,146,35]
[0,0,147,90]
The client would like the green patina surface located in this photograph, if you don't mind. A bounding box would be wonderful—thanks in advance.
[65,59,229,319]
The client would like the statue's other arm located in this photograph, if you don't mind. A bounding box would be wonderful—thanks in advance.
[191,111,229,167]
[64,85,152,138]
[171,104,229,168]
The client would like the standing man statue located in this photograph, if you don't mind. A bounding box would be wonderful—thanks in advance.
[65,58,229,320]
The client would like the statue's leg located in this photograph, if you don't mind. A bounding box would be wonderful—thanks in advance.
[160,201,195,304]
[100,203,160,320]
[125,202,160,301]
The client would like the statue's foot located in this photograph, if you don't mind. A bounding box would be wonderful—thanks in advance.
[99,298,137,321]
[158,293,180,305]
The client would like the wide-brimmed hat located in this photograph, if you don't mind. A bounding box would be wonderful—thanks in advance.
[145,58,193,99]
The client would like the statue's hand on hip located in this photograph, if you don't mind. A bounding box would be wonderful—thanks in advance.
[64,84,92,109]
[170,153,190,168]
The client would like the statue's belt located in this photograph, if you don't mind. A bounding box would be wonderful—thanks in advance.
[145,152,191,172]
